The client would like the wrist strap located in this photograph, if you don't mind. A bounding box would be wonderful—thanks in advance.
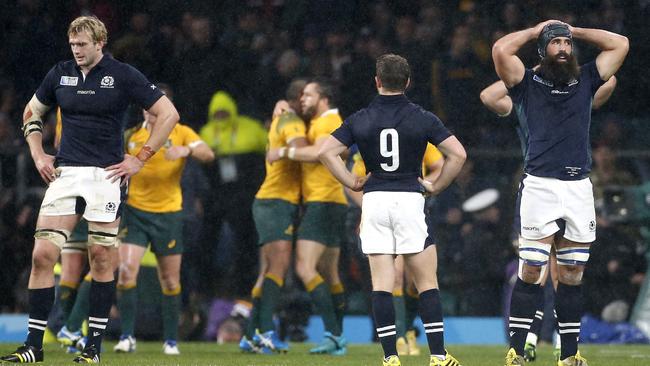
[136,145,155,162]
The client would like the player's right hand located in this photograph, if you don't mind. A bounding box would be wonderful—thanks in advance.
[105,154,144,185]
[33,153,56,184]
[351,173,370,192]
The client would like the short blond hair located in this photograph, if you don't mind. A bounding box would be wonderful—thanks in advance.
[68,16,108,44]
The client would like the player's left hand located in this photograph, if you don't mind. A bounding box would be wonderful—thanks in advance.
[105,154,144,185]
[165,146,191,161]
[266,148,283,164]
[351,173,370,192]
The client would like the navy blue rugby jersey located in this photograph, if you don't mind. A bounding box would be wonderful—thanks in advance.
[508,61,605,180]
[332,94,451,193]
[36,54,164,167]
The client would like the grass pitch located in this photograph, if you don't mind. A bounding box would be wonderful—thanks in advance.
[2,342,649,365]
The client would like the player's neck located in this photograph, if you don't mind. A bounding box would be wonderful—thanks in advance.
[378,88,404,96]
[315,105,330,117]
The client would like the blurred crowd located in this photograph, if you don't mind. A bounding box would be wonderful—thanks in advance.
[1,0,649,340]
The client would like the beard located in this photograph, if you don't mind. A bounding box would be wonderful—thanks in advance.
[536,52,580,86]
[302,105,317,120]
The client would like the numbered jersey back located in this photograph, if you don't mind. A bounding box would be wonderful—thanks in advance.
[332,94,451,193]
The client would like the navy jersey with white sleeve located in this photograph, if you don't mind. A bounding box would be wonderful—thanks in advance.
[508,61,605,180]
[35,54,164,168]
[332,94,451,193]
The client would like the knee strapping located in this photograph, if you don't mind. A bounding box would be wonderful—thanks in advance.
[87,224,119,247]
[556,246,590,266]
[518,238,551,284]
[34,228,71,249]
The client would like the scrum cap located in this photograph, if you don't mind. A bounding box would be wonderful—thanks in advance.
[537,22,572,58]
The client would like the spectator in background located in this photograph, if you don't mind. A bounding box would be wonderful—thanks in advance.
[199,91,267,297]
[325,27,352,83]
[173,16,232,128]
[112,12,154,76]
[583,212,646,323]
[394,15,431,109]
[459,189,510,315]
[415,3,444,55]
[340,34,386,116]
[431,23,486,145]
[591,144,638,202]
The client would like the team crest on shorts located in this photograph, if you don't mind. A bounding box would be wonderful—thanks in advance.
[589,220,596,232]
[105,202,117,213]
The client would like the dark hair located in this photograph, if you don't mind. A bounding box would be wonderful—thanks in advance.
[310,77,337,107]
[376,54,410,92]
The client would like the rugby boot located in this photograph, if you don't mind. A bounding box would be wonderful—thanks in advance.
[253,330,289,353]
[430,351,462,366]
[558,351,588,366]
[0,345,43,363]
[73,345,100,363]
[383,355,401,365]
[505,347,525,366]
[524,342,537,362]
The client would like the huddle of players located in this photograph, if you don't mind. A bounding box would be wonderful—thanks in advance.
[240,76,449,357]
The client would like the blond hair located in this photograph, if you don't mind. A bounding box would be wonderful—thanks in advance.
[68,16,108,44]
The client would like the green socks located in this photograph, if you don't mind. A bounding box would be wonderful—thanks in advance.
[116,284,137,336]
[307,276,341,336]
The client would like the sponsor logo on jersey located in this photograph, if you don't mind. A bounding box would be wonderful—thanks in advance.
[100,76,115,88]
[565,166,582,177]
[533,74,553,87]
[60,76,79,86]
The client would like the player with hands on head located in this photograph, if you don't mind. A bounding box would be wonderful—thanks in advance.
[492,18,628,366]
[480,50,617,365]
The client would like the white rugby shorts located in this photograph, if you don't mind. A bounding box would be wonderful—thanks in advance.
[519,174,596,243]
[360,191,428,254]
[40,166,123,223]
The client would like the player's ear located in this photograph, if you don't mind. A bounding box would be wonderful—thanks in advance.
[405,77,411,91]
[375,76,382,90]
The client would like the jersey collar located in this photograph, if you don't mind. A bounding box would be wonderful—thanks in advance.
[320,108,339,117]
[374,94,408,104]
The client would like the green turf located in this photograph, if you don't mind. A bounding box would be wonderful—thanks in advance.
[1,342,649,365]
